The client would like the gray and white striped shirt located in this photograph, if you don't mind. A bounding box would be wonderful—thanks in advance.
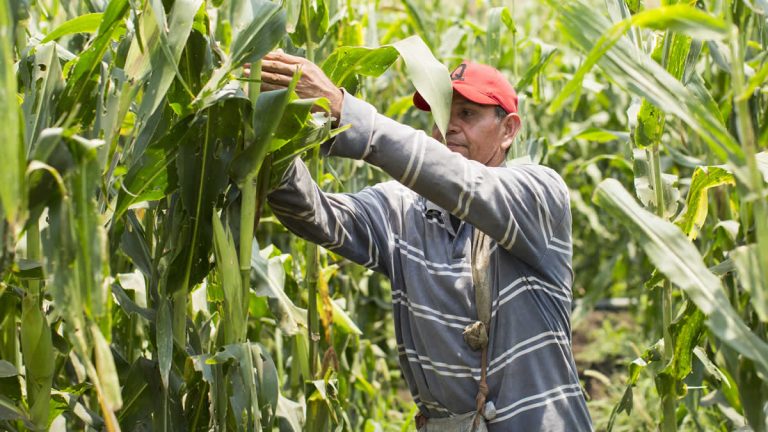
[267,93,593,431]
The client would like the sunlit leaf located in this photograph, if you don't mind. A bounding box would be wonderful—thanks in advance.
[41,13,102,43]
[0,0,24,227]
[594,179,768,378]
[392,36,452,142]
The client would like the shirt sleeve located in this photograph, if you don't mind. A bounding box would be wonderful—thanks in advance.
[323,91,572,271]
[266,157,398,278]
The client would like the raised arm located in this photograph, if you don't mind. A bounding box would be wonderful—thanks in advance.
[327,93,571,270]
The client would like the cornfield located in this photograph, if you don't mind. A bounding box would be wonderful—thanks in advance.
[0,0,766,430]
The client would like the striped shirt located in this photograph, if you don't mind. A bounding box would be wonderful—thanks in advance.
[267,92,593,431]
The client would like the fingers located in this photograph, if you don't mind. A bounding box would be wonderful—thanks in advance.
[263,50,302,64]
[261,70,296,87]
[262,59,300,76]
[260,82,284,92]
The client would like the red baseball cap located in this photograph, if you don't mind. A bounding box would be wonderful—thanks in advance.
[413,61,518,114]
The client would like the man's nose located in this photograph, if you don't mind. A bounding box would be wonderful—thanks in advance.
[445,116,460,135]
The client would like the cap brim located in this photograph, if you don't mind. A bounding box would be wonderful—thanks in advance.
[413,82,499,112]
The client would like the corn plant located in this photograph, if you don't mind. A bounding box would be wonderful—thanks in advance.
[2,0,767,430]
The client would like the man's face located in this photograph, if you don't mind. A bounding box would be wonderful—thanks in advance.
[432,93,521,167]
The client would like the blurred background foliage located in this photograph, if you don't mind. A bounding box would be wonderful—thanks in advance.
[1,0,767,430]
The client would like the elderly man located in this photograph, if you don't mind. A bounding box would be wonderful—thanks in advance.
[262,51,593,431]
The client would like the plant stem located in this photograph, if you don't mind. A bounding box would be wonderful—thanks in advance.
[307,150,321,378]
[730,26,768,305]
[236,60,263,343]
[27,218,41,299]
[301,0,320,378]
[649,144,676,432]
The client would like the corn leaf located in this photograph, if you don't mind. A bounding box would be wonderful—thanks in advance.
[57,0,129,125]
[134,0,203,122]
[250,244,307,336]
[212,214,247,344]
[41,13,102,43]
[392,36,452,142]
[594,178,768,378]
[0,360,16,378]
[20,42,65,154]
[0,0,24,228]
[321,45,399,94]
[114,115,198,221]
[20,295,54,428]
[199,0,284,100]
[231,74,299,184]
[674,165,735,239]
[548,0,741,163]
[166,99,247,293]
[731,245,767,322]
[67,135,110,319]
[89,323,122,411]
[486,7,512,67]
[157,299,173,390]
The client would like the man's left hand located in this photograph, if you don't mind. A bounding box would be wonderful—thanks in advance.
[250,51,344,121]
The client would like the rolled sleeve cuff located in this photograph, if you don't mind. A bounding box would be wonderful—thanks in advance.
[321,89,377,160]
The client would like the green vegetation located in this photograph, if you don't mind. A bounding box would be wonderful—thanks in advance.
[1,0,766,430]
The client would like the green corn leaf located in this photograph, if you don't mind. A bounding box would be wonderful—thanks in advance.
[515,43,557,91]
[212,214,246,344]
[321,45,399,94]
[41,13,102,43]
[0,360,16,378]
[66,135,110,320]
[283,0,301,33]
[739,60,768,101]
[486,7,512,67]
[114,115,198,221]
[197,0,285,108]
[692,347,729,383]
[252,343,279,426]
[275,395,305,431]
[230,0,286,67]
[89,323,122,411]
[549,0,742,164]
[665,301,705,381]
[290,0,328,50]
[401,0,432,50]
[731,245,767,322]
[250,243,307,336]
[20,295,54,429]
[231,73,300,184]
[57,0,129,126]
[674,165,734,239]
[20,42,65,154]
[166,98,247,294]
[112,282,155,322]
[124,0,161,81]
[43,196,81,325]
[392,36,452,143]
[549,4,728,115]
[134,0,203,123]
[0,0,24,228]
[157,299,173,390]
[0,394,25,422]
[593,179,768,378]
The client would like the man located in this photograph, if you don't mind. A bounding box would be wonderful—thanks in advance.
[262,51,593,431]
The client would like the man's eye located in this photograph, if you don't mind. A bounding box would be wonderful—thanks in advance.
[461,109,473,117]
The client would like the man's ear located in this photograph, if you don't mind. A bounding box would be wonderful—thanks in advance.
[500,113,521,152]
